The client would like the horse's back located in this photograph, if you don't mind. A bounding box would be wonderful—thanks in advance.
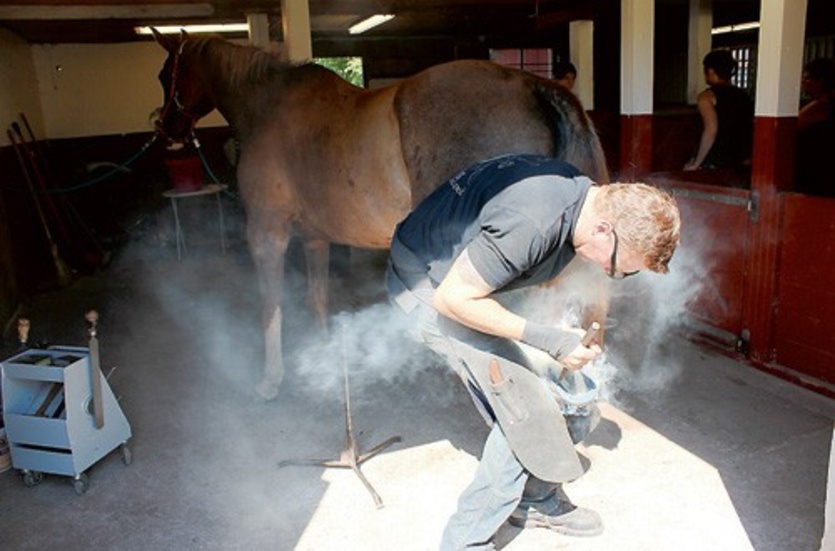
[393,60,558,205]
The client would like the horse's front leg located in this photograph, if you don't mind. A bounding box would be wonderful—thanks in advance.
[303,239,330,330]
[249,219,291,401]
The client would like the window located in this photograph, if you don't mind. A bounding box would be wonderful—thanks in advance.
[490,48,553,79]
[730,46,756,95]
[805,35,835,62]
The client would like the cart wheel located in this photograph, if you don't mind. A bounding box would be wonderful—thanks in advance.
[73,473,90,495]
[121,442,133,466]
[22,470,43,487]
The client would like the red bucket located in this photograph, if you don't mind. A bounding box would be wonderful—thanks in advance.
[164,155,204,192]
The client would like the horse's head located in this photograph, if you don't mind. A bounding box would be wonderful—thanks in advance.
[152,28,216,144]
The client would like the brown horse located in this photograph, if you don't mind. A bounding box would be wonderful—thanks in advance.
[152,30,609,400]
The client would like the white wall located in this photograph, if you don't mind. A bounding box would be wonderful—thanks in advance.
[31,41,227,139]
[2,30,227,143]
[0,29,45,145]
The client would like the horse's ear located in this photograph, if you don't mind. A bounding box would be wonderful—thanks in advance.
[180,29,190,41]
[151,27,178,53]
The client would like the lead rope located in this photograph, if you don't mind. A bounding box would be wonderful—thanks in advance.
[189,132,240,200]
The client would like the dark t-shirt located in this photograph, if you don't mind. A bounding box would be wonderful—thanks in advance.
[703,84,754,169]
[392,154,591,294]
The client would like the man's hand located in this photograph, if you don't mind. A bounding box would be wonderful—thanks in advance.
[522,322,602,371]
[558,340,602,371]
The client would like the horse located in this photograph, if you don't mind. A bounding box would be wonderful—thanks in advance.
[152,30,609,401]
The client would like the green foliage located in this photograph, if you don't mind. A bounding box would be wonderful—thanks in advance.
[313,57,364,87]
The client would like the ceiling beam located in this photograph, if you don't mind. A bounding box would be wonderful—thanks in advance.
[0,3,214,20]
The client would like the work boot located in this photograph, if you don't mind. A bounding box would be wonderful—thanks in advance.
[508,499,603,537]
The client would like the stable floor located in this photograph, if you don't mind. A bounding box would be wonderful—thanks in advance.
[1,202,833,551]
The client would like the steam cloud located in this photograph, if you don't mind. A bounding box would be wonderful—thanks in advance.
[291,303,438,401]
[131,206,709,413]
[506,241,710,406]
[284,238,708,410]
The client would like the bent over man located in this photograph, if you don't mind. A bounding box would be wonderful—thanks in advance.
[386,154,681,550]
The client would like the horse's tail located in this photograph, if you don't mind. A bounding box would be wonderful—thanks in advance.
[534,82,610,184]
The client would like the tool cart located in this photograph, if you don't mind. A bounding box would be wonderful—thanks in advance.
[0,313,132,494]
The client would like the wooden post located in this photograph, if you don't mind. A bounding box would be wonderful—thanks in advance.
[742,0,807,364]
[280,0,312,62]
[619,0,655,178]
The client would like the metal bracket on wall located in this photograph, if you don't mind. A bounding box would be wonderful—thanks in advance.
[668,186,757,222]
[668,187,751,209]
[747,191,759,223]
[736,328,751,355]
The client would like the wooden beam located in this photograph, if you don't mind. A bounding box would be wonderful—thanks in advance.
[0,3,213,20]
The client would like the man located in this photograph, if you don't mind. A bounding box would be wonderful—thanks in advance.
[386,154,681,550]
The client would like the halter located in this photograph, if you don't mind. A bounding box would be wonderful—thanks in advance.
[156,40,201,142]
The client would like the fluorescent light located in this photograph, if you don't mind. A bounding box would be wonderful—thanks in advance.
[734,22,760,32]
[348,14,394,35]
[135,23,249,35]
[711,21,760,35]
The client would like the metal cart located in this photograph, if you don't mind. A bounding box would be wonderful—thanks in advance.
[0,344,132,494]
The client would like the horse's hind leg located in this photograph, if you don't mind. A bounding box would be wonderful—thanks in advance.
[303,239,330,330]
[250,220,291,401]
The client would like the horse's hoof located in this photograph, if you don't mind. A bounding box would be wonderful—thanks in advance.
[255,379,281,401]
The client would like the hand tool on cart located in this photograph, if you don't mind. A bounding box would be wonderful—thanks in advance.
[86,310,105,429]
[17,318,31,349]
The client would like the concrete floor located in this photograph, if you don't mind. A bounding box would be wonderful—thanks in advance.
[1,204,834,551]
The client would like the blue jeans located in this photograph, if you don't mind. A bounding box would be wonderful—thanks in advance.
[409,302,566,550]
[440,424,565,550]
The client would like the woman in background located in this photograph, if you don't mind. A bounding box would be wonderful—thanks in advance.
[684,49,754,172]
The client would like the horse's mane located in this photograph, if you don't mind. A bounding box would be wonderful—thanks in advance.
[184,35,305,89]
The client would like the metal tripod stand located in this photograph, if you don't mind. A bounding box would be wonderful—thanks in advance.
[277,323,402,508]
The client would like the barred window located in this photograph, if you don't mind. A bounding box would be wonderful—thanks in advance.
[490,48,554,79]
[804,35,835,62]
[730,45,756,95]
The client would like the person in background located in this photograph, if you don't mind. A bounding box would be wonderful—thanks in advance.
[684,49,754,172]
[795,58,835,196]
[553,61,577,90]
[386,154,681,550]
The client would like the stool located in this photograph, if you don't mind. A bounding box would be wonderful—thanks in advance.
[162,183,228,260]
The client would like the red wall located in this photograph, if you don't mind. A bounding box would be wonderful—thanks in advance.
[774,194,835,384]
[644,176,750,342]
[643,172,835,393]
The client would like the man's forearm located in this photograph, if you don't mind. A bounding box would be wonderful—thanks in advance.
[433,249,527,340]
[434,248,587,364]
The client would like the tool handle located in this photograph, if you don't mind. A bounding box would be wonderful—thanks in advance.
[557,321,601,381]
[580,321,601,347]
[17,317,30,346]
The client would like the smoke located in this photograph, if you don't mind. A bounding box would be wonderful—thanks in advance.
[283,236,712,411]
[122,191,713,415]
[603,242,710,398]
[290,303,439,402]
[506,241,711,406]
